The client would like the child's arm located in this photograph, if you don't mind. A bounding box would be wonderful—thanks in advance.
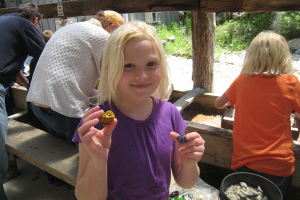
[215,92,230,109]
[170,131,205,189]
[74,106,118,200]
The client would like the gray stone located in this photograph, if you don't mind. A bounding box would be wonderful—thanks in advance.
[287,38,300,50]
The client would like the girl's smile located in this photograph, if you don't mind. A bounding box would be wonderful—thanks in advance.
[131,83,151,89]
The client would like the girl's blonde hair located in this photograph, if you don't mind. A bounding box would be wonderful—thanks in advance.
[241,31,295,77]
[98,21,169,105]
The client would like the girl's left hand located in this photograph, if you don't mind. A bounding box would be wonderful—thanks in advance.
[170,132,205,165]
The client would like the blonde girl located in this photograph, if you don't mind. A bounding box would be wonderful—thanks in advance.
[72,21,205,200]
[215,31,299,199]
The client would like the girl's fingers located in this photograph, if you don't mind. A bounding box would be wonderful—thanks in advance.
[80,128,98,143]
[78,118,99,138]
[169,132,205,147]
[82,107,104,124]
[181,151,204,160]
[101,118,118,136]
[185,132,204,143]
[178,144,205,155]
[169,131,180,142]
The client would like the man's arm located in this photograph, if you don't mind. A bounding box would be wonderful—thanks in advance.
[16,70,29,89]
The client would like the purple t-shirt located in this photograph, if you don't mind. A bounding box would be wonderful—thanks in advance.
[72,97,187,199]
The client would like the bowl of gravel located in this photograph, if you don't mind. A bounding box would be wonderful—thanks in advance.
[219,172,282,200]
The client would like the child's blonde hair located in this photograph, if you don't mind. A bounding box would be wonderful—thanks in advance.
[41,30,53,42]
[241,31,295,77]
[98,21,169,105]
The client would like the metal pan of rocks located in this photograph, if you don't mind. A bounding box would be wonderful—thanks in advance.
[219,172,282,200]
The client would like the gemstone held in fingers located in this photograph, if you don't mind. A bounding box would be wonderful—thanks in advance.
[177,135,186,144]
[100,110,115,127]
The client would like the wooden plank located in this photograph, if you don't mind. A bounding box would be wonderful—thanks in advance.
[10,85,27,110]
[221,116,234,130]
[200,0,300,12]
[6,119,78,186]
[169,91,225,115]
[2,0,300,18]
[0,0,198,18]
[223,106,234,118]
[79,0,198,15]
[7,110,28,119]
[185,120,300,187]
[173,87,204,112]
[0,1,84,19]
[185,120,233,169]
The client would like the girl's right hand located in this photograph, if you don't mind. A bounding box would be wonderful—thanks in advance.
[78,106,118,164]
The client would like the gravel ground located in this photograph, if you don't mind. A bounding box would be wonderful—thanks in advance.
[167,51,300,95]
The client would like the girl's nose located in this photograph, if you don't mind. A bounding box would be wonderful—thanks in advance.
[136,68,149,80]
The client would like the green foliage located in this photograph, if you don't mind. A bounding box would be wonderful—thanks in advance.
[156,19,192,58]
[216,12,276,52]
[275,12,300,40]
[156,11,300,59]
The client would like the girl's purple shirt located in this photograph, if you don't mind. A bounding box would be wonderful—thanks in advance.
[72,97,187,199]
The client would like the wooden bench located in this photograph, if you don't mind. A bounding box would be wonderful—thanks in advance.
[7,116,79,186]
[6,86,204,188]
[6,86,300,188]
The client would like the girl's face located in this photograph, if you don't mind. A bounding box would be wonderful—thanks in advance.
[117,37,162,102]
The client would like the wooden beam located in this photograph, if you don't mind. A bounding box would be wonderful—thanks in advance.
[2,0,300,18]
[200,0,300,12]
[0,0,199,18]
[173,87,205,112]
[79,0,199,15]
[0,1,83,18]
[169,91,225,115]
[192,11,215,93]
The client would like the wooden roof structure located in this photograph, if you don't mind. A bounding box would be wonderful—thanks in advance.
[1,0,300,18]
[1,0,300,92]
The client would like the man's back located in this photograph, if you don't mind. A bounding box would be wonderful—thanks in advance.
[0,13,45,87]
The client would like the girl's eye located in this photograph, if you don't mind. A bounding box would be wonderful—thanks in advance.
[125,64,134,68]
[148,62,156,66]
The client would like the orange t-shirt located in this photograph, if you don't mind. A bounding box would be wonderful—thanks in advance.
[226,74,300,177]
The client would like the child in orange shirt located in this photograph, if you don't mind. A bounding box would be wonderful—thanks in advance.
[215,31,300,199]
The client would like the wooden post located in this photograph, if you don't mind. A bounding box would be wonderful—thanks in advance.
[191,11,215,93]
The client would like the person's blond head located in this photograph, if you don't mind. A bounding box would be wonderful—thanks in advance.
[94,10,124,29]
[241,31,295,77]
[41,30,53,42]
[98,21,169,105]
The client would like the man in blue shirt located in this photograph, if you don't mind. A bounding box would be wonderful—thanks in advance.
[0,3,45,199]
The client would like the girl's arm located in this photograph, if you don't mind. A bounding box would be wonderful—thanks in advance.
[75,143,108,200]
[74,106,117,200]
[170,132,205,189]
[215,92,230,109]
